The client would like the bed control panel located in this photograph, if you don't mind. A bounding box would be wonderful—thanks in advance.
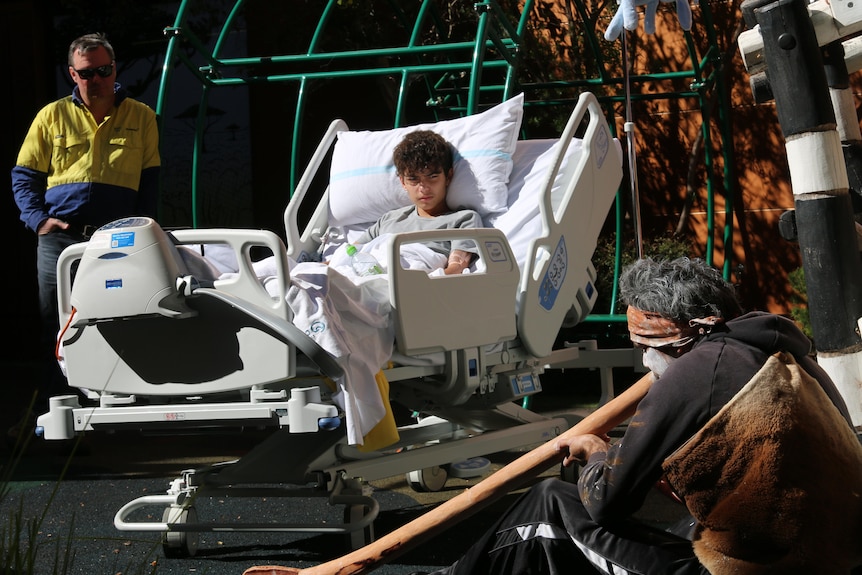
[489,369,543,403]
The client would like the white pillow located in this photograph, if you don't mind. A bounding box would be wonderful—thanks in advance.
[328,93,524,228]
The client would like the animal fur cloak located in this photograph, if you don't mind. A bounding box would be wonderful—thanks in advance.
[662,352,862,574]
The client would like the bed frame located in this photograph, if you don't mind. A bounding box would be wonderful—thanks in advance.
[35,92,626,557]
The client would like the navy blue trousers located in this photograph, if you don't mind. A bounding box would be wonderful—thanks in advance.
[34,230,83,401]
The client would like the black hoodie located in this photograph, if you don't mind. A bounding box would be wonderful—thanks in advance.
[579,311,853,525]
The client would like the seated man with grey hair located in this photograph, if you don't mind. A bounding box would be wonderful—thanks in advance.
[417,257,861,575]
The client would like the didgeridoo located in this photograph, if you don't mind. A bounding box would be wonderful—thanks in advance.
[244,371,655,575]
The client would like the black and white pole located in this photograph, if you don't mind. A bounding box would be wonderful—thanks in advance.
[752,0,862,426]
[823,41,862,218]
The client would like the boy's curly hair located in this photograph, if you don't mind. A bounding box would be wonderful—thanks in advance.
[393,130,453,176]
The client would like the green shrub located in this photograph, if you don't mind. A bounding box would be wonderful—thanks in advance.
[1,396,77,575]
[788,267,814,341]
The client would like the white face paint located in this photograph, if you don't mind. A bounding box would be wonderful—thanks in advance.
[642,347,677,378]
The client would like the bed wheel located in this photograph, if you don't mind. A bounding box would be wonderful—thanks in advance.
[162,506,199,558]
[406,465,448,492]
[344,504,375,550]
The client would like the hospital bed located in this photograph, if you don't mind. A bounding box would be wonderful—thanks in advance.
[35,91,623,556]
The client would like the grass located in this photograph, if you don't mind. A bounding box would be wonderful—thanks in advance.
[0,392,162,575]
[0,393,76,574]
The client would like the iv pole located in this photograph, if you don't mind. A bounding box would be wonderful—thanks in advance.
[622,29,644,258]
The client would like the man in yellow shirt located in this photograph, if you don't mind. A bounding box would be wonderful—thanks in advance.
[11,32,160,410]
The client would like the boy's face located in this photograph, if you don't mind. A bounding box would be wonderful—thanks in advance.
[400,167,453,217]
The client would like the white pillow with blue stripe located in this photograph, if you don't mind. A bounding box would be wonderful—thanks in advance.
[328,93,524,228]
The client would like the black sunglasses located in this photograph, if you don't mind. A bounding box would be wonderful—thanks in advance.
[74,64,113,80]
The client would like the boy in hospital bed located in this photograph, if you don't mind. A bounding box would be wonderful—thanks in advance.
[351,130,482,275]
[275,130,486,447]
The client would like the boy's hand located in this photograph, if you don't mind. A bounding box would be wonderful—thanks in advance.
[444,249,473,275]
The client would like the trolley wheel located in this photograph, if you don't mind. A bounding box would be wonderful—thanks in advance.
[406,465,448,493]
[162,506,199,558]
[344,504,375,550]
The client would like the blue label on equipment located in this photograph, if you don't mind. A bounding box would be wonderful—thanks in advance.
[539,237,567,310]
[111,231,135,248]
[511,373,539,395]
[105,279,123,289]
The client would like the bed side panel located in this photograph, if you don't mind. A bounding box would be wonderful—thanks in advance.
[517,93,623,357]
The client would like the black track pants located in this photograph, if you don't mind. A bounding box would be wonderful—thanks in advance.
[430,478,709,575]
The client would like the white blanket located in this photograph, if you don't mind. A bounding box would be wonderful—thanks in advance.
[287,264,392,445]
[255,235,447,444]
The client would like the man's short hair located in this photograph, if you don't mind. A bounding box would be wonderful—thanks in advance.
[393,130,453,176]
[68,33,115,65]
[619,257,743,321]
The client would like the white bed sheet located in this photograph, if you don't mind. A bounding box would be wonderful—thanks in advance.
[243,235,446,445]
